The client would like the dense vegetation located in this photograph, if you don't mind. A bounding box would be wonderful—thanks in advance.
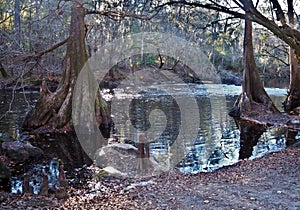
[1,0,300,131]
[0,1,295,79]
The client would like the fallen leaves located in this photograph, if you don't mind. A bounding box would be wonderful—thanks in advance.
[0,148,299,209]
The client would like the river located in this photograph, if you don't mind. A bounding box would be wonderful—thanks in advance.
[0,82,298,192]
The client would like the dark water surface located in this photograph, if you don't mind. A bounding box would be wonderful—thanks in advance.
[0,82,298,193]
[109,83,292,174]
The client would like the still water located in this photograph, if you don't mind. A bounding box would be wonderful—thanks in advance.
[109,83,292,174]
[0,82,297,193]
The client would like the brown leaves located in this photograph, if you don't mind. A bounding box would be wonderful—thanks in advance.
[1,148,299,209]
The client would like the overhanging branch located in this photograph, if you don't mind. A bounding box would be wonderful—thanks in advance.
[156,0,300,59]
[156,1,246,20]
[86,9,158,21]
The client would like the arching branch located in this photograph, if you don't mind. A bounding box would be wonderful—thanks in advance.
[156,1,300,58]
[86,9,158,21]
[156,1,246,20]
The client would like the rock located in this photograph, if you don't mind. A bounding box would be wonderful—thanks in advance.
[2,140,43,163]
[101,166,127,177]
[122,180,155,193]
[96,143,166,176]
[96,143,139,175]
[0,160,11,192]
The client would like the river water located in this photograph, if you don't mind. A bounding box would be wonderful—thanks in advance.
[109,83,291,174]
[0,82,298,192]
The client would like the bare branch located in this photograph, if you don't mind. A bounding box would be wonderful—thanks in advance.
[0,14,14,25]
[156,1,246,19]
[86,9,158,21]
[156,0,300,59]
[36,38,69,58]
[264,43,289,54]
[269,0,287,25]
[24,37,69,62]
[260,51,289,66]
[232,0,245,9]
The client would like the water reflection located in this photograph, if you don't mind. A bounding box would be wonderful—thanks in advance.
[0,83,297,181]
[263,78,289,89]
[11,158,61,194]
[0,90,38,139]
[237,120,267,159]
[108,84,294,174]
[9,134,92,194]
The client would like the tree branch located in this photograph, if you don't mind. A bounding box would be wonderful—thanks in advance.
[260,51,289,66]
[156,1,300,59]
[156,0,246,19]
[269,0,287,25]
[0,14,14,25]
[24,37,69,61]
[86,9,158,21]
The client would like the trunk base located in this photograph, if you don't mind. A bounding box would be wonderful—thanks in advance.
[229,92,279,119]
[230,93,300,131]
[283,93,300,114]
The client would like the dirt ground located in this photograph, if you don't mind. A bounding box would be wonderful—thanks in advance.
[0,147,299,209]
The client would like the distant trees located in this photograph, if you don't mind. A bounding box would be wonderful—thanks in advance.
[1,0,300,131]
[14,0,21,48]
[1,0,293,81]
[0,0,70,77]
[158,0,300,114]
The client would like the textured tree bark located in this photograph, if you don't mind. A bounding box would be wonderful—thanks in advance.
[229,18,279,118]
[283,0,300,113]
[22,3,110,132]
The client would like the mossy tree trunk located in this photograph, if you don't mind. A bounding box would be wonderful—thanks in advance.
[229,18,279,118]
[23,2,109,131]
[283,0,300,113]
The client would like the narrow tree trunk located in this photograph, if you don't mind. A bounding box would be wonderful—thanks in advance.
[22,3,110,132]
[229,18,278,118]
[14,0,21,48]
[283,0,300,113]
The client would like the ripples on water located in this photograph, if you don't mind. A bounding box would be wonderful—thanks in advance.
[109,84,292,173]
[0,84,296,193]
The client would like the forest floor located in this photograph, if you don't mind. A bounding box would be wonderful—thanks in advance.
[1,146,299,209]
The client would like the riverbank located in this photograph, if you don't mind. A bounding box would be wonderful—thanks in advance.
[1,146,299,209]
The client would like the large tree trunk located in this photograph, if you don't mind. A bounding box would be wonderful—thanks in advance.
[283,0,300,113]
[229,18,278,118]
[22,3,110,132]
